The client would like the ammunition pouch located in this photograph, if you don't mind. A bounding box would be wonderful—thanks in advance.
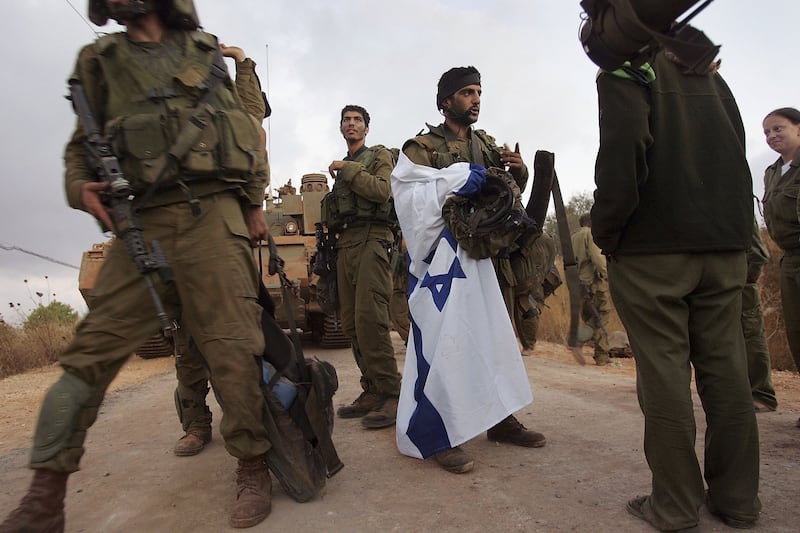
[31,372,92,464]
[321,182,397,231]
[443,167,539,260]
[108,108,261,193]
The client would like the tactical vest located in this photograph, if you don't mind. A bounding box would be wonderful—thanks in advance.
[407,124,503,170]
[321,145,398,231]
[91,31,264,194]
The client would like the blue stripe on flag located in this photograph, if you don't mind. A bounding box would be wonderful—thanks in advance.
[453,163,486,197]
[406,317,451,458]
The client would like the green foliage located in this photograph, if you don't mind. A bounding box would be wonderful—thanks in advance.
[24,301,78,329]
[543,191,594,253]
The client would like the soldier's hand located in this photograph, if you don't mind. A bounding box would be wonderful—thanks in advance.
[81,181,115,233]
[220,43,246,62]
[244,205,269,247]
[501,143,524,171]
[328,160,346,180]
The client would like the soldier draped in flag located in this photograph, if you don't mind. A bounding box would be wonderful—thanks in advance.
[391,66,544,475]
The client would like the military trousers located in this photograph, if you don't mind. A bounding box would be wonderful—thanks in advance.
[31,193,270,473]
[581,285,611,359]
[337,239,401,395]
[779,254,800,372]
[515,308,539,350]
[742,282,777,409]
[609,252,760,530]
[174,331,213,432]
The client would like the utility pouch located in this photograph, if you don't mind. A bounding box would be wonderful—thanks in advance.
[320,191,340,230]
[215,109,261,175]
[168,107,220,176]
[109,114,173,192]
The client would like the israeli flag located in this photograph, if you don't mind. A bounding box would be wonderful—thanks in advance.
[391,152,533,459]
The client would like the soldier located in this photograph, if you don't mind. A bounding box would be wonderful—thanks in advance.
[745,219,778,412]
[571,213,611,365]
[1,1,273,529]
[401,66,545,474]
[324,105,402,429]
[513,232,557,356]
[172,43,270,458]
[591,42,760,529]
[389,235,411,345]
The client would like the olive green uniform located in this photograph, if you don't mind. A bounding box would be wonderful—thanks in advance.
[513,233,556,350]
[762,150,800,372]
[173,56,268,436]
[389,238,410,344]
[743,220,777,409]
[403,124,529,317]
[593,52,760,530]
[329,145,401,396]
[571,226,611,362]
[35,30,271,473]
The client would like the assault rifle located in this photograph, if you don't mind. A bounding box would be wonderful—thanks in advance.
[312,222,338,315]
[68,79,179,348]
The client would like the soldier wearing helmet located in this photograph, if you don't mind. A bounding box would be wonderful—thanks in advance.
[1,1,273,529]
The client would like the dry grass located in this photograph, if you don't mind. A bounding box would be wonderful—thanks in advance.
[538,242,798,372]
[0,321,76,379]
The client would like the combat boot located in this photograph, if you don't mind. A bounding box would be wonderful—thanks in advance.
[230,456,271,529]
[433,446,474,474]
[0,469,68,533]
[173,428,212,457]
[487,415,547,448]
[361,395,398,429]
[594,352,610,366]
[337,391,384,419]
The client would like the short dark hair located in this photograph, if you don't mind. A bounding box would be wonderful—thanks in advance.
[765,107,800,125]
[579,213,592,228]
[340,105,370,127]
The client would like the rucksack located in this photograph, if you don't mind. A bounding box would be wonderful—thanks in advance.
[257,246,343,502]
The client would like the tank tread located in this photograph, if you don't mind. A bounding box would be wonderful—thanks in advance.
[320,316,350,349]
[135,334,174,359]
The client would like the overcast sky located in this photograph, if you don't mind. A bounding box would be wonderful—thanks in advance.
[1,0,798,323]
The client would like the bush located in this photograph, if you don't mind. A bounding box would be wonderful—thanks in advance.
[24,301,78,329]
[0,301,78,380]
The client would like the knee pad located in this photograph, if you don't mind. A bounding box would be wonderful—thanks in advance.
[31,372,92,464]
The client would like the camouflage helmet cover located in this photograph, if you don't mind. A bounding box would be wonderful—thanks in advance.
[88,0,199,30]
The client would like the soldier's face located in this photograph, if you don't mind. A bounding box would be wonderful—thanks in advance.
[763,115,800,159]
[340,112,368,143]
[444,85,481,126]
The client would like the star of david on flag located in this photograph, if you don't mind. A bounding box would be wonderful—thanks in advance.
[391,152,533,459]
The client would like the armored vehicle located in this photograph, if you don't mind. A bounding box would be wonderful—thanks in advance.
[78,241,174,358]
[262,173,349,348]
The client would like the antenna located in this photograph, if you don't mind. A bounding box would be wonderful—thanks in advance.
[265,43,271,157]
[63,0,100,37]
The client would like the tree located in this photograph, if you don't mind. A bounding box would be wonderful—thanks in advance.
[543,191,594,253]
[24,301,78,329]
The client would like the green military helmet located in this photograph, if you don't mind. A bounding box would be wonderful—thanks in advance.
[88,0,199,30]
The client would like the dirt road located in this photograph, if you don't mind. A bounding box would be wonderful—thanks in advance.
[1,336,798,532]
